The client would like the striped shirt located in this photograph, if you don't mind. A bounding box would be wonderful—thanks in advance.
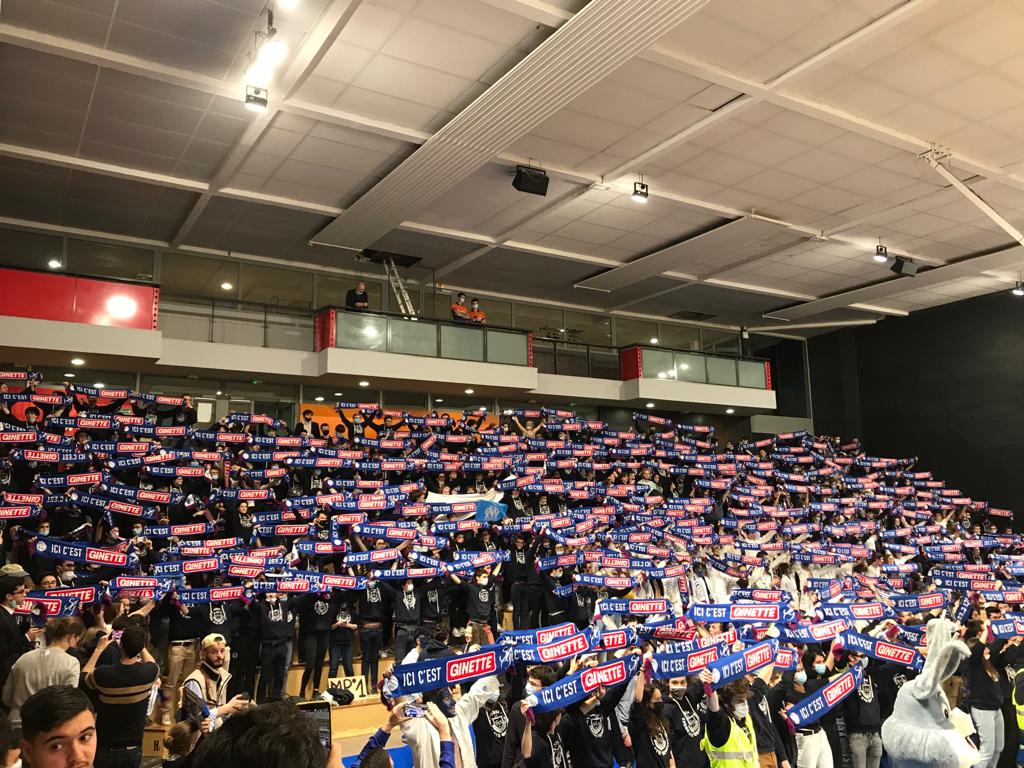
[82,661,159,748]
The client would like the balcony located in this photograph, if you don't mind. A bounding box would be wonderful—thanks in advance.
[630,345,771,389]
[319,307,532,367]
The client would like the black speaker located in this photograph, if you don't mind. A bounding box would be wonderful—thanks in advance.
[890,258,918,277]
[512,166,549,196]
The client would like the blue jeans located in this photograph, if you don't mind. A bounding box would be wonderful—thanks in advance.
[359,626,383,693]
[329,636,354,678]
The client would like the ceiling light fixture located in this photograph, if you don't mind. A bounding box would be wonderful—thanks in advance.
[873,243,888,263]
[726,408,735,414]
[1014,280,1024,297]
[244,85,269,112]
[70,358,85,366]
[657,372,667,379]
[47,258,62,269]
[220,282,234,291]
[631,175,649,204]
[646,402,655,408]
[465,388,474,395]
[94,383,106,389]
[435,398,444,403]
[63,373,75,379]
[333,392,343,396]
[216,390,223,396]
[314,396,325,402]
[358,380,370,387]
[649,337,658,344]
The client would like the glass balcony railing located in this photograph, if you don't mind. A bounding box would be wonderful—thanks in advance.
[639,346,770,389]
[329,308,531,366]
[531,339,621,379]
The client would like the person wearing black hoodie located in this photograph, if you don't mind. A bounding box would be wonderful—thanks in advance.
[966,620,1010,768]
[841,652,883,768]
[663,676,709,768]
[561,675,629,768]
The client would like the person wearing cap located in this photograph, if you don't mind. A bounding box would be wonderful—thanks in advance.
[0,574,39,692]
[181,634,248,732]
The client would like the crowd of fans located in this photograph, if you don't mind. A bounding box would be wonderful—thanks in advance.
[0,369,1021,768]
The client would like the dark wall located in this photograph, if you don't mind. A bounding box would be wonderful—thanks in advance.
[809,292,1024,521]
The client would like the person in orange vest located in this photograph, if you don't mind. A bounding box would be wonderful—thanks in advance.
[468,298,487,324]
[451,292,470,322]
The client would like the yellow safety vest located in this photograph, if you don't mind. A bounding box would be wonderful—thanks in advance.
[1013,679,1024,730]
[701,713,759,768]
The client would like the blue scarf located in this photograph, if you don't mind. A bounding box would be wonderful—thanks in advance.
[787,665,864,727]
[707,640,778,688]
[527,654,642,713]
[838,630,923,670]
[650,643,729,678]
[386,643,514,696]
[32,534,135,569]
[513,626,602,664]
[687,602,795,625]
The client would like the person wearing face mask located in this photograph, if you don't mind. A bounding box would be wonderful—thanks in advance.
[537,564,573,629]
[504,665,557,768]
[518,704,573,768]
[357,573,386,694]
[662,676,709,768]
[746,662,791,768]
[699,668,757,768]
[449,566,501,647]
[254,592,295,703]
[629,662,675,768]
[562,677,630,768]
[839,651,882,768]
[376,578,425,664]
[783,649,837,768]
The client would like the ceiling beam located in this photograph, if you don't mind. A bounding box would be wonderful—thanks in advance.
[170,0,365,248]
[311,0,715,250]
[0,22,239,98]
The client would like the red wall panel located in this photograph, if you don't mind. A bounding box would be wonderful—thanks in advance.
[619,346,643,380]
[0,268,158,330]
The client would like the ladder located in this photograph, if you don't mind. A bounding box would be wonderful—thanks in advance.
[383,256,416,317]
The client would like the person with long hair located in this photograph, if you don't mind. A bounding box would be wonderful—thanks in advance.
[628,661,675,768]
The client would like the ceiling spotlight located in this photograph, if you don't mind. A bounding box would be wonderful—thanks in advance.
[631,180,649,204]
[216,390,223,396]
[220,282,234,291]
[465,388,474,394]
[512,165,549,196]
[1013,281,1024,297]
[873,244,888,264]
[649,337,658,344]
[63,373,75,379]
[657,372,667,379]
[726,408,735,414]
[94,383,105,389]
[358,380,370,387]
[333,392,343,396]
[435,398,444,403]
[314,396,325,402]
[257,37,288,68]
[646,402,655,409]
[47,258,62,269]
[244,84,269,112]
[70,358,85,366]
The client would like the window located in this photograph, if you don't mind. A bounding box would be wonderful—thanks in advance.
[67,239,154,281]
[613,317,658,347]
[317,275,383,311]
[563,311,612,345]
[473,297,511,328]
[0,228,63,272]
[656,323,700,351]
[702,329,740,355]
[513,304,563,338]
[240,264,313,309]
[161,253,239,301]
[382,391,428,410]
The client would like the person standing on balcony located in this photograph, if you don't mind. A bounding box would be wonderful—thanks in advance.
[469,299,487,324]
[294,409,319,438]
[451,292,470,322]
[345,282,369,310]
